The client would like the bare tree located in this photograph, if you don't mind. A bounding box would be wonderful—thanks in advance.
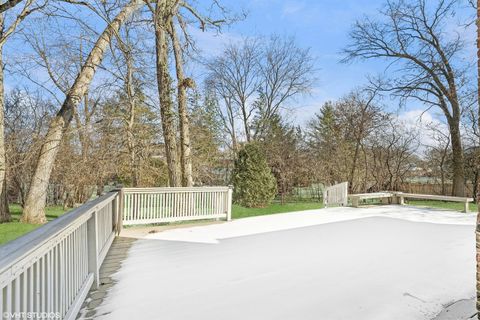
[206,35,315,146]
[5,89,54,207]
[472,0,480,314]
[424,122,451,195]
[19,14,114,203]
[206,38,260,142]
[169,16,193,186]
[367,118,419,191]
[149,0,180,187]
[343,0,468,196]
[254,36,315,138]
[0,0,43,222]
[0,0,26,14]
[334,88,383,193]
[205,78,239,154]
[147,0,230,186]
[22,0,146,223]
[110,22,143,187]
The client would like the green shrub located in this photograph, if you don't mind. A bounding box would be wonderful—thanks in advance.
[232,143,277,207]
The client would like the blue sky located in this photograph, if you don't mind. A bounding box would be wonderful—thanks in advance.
[189,0,391,125]
[5,0,475,141]
[188,0,476,131]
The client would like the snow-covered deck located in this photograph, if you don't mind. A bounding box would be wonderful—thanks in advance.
[78,206,477,320]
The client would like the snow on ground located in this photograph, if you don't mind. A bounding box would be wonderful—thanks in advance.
[89,206,477,320]
[143,205,476,244]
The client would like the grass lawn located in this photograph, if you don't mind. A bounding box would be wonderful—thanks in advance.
[406,199,479,212]
[0,204,66,245]
[355,198,479,213]
[232,201,324,219]
[2,198,474,246]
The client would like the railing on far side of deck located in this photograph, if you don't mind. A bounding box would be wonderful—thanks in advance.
[323,182,348,207]
[121,186,233,226]
[0,191,120,320]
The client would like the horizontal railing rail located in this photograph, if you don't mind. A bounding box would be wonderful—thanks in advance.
[121,186,231,193]
[121,186,233,226]
[0,191,119,320]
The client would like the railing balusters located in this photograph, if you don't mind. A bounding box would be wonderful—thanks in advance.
[46,251,50,313]
[121,187,233,225]
[149,193,153,221]
[14,277,20,313]
[22,269,27,313]
[0,286,3,319]
[176,192,179,218]
[6,283,11,315]
[0,191,118,320]
[324,182,348,207]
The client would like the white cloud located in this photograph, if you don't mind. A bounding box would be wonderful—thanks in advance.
[396,109,448,153]
[188,27,243,58]
[282,1,306,16]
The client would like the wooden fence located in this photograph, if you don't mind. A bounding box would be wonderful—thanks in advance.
[0,186,232,320]
[121,187,232,225]
[323,182,348,207]
[291,184,324,200]
[398,182,475,198]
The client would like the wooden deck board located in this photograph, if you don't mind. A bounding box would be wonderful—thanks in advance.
[76,237,136,319]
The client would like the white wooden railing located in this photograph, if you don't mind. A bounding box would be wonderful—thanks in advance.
[0,191,119,320]
[0,186,232,319]
[121,187,233,226]
[323,182,348,207]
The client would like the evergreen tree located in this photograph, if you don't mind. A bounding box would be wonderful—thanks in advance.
[308,102,338,150]
[232,142,277,207]
[189,91,224,185]
[307,102,346,184]
[260,114,300,202]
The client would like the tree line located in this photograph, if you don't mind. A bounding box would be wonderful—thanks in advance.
[0,0,479,224]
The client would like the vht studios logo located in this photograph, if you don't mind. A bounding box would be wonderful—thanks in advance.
[3,312,61,319]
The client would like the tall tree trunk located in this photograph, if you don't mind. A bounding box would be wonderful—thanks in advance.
[125,50,138,187]
[349,141,361,193]
[231,131,238,155]
[126,103,138,187]
[154,3,179,187]
[240,101,251,142]
[0,41,9,223]
[226,97,238,155]
[476,0,480,315]
[21,0,145,223]
[449,118,465,197]
[169,19,193,187]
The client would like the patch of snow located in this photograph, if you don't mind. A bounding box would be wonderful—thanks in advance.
[85,206,477,320]
[144,205,476,244]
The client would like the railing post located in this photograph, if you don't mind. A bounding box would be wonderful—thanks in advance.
[87,211,99,289]
[112,193,118,232]
[226,186,233,221]
[116,189,124,235]
[343,182,348,206]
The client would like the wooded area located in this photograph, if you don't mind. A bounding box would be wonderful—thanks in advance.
[0,0,478,224]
